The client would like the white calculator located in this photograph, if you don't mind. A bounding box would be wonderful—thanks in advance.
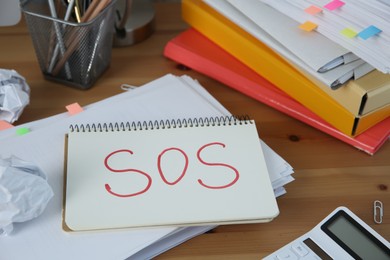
[264,206,390,259]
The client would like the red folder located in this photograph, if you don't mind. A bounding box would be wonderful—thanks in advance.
[164,29,390,155]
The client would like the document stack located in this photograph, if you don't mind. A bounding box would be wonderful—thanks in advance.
[1,74,294,260]
[164,0,390,155]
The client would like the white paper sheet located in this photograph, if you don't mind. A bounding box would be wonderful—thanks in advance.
[203,0,375,89]
[260,0,390,74]
[0,74,293,259]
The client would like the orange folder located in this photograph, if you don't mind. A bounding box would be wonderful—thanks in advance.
[164,28,390,155]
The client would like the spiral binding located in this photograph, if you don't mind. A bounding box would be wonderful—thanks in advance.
[69,115,252,132]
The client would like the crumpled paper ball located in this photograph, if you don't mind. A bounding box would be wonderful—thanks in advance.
[0,156,54,236]
[0,69,30,123]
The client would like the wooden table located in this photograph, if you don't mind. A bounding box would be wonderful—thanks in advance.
[1,2,389,259]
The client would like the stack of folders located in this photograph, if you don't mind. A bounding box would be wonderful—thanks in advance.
[164,0,390,155]
[1,74,294,260]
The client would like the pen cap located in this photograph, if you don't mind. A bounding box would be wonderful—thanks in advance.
[21,0,118,89]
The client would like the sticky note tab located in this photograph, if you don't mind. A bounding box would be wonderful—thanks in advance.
[0,120,14,130]
[66,102,83,115]
[16,127,30,136]
[299,21,318,32]
[358,25,382,40]
[305,5,322,15]
[341,28,358,38]
[324,0,345,11]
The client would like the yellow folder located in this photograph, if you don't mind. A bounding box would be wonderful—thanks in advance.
[181,0,390,136]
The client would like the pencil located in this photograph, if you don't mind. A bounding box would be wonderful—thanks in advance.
[48,0,72,79]
[52,0,112,76]
[48,0,76,73]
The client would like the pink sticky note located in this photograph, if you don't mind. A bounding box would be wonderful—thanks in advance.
[324,0,345,11]
[66,102,84,115]
[0,120,14,130]
[305,5,322,15]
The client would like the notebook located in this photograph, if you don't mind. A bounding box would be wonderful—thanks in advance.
[63,116,279,231]
[0,74,291,260]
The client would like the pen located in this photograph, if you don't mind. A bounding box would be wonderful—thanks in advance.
[72,0,82,22]
[47,0,72,80]
[48,0,76,73]
[52,0,112,76]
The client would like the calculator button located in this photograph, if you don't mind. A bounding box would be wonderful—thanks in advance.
[276,249,299,260]
[291,243,309,256]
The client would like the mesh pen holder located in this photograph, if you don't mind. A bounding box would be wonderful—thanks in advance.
[21,0,117,89]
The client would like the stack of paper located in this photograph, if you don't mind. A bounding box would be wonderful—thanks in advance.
[163,29,390,155]
[173,0,390,148]
[0,74,293,259]
[261,0,390,74]
[205,0,374,89]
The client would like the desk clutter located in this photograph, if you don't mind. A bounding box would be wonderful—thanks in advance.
[0,74,294,259]
[169,0,390,154]
[0,69,30,124]
[1,1,389,258]
[21,0,117,89]
[0,156,53,236]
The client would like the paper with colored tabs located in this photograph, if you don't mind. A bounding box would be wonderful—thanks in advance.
[260,0,390,73]
[299,21,318,32]
[358,25,382,40]
[0,120,14,130]
[16,127,30,136]
[341,28,358,38]
[304,5,322,15]
[324,0,345,11]
[66,102,84,115]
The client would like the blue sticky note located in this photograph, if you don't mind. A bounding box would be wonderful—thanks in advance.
[358,25,382,40]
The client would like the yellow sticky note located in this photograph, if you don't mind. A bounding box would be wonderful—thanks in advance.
[0,120,13,130]
[304,5,322,15]
[341,28,357,38]
[66,102,84,115]
[299,21,318,32]
[16,127,30,136]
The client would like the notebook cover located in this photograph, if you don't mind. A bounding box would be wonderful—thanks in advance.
[163,28,390,155]
[181,0,390,136]
[63,118,279,231]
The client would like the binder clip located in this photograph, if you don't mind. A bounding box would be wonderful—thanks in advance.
[374,200,383,224]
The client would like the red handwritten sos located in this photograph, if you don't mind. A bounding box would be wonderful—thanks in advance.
[104,142,239,198]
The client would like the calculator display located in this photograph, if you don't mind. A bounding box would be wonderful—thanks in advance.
[321,210,390,259]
